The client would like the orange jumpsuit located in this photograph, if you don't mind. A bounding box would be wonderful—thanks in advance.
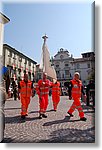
[38,79,51,114]
[68,79,85,119]
[51,81,60,111]
[19,80,32,116]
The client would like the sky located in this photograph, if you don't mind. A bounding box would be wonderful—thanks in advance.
[1,0,94,63]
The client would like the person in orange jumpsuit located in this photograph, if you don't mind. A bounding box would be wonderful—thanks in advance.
[67,72,87,121]
[18,74,34,119]
[37,73,51,119]
[51,78,61,111]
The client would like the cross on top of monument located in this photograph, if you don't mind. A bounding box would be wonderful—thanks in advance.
[42,34,48,43]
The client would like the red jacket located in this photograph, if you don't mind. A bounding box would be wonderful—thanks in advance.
[38,79,51,96]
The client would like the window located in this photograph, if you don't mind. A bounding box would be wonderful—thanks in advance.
[19,57,22,62]
[60,55,64,59]
[65,64,69,67]
[24,59,27,64]
[56,70,60,78]
[56,65,59,68]
[76,63,80,69]
[8,51,12,57]
[8,58,11,64]
[13,53,16,60]
[28,61,31,66]
[65,70,69,75]
[87,63,90,68]
[56,70,59,74]
[62,74,64,78]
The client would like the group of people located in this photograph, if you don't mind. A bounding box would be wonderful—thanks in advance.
[17,73,60,119]
[17,71,95,121]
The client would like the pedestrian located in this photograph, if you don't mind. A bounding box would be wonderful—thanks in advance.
[86,79,95,107]
[12,79,16,89]
[5,74,10,95]
[18,74,34,119]
[13,84,17,100]
[37,72,51,119]
[51,78,60,111]
[67,72,87,121]
[11,80,16,100]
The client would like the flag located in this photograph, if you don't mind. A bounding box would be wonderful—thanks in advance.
[0,66,8,75]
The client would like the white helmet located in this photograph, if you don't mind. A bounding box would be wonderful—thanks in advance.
[74,72,80,76]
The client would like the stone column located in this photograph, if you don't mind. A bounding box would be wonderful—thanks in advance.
[0,12,10,142]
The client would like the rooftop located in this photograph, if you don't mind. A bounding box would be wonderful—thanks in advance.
[3,44,37,64]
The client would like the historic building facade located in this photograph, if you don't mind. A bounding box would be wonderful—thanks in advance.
[3,44,37,82]
[52,48,95,86]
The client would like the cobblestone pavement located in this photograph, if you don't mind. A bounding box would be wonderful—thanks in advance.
[3,95,95,143]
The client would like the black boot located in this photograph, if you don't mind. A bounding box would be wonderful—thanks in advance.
[80,117,87,121]
[42,113,47,118]
[39,114,42,119]
[21,115,26,119]
[67,112,74,117]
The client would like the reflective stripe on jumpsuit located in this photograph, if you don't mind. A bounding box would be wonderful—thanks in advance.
[20,80,32,116]
[52,82,60,111]
[68,79,85,119]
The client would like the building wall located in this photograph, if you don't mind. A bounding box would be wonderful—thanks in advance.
[3,44,37,82]
[0,23,4,55]
[52,49,73,86]
[52,49,95,86]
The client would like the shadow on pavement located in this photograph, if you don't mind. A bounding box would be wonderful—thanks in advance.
[1,137,13,143]
[26,117,40,121]
[43,116,70,126]
[38,127,95,143]
[5,115,39,124]
[2,127,95,143]
[29,111,39,114]
[4,107,21,110]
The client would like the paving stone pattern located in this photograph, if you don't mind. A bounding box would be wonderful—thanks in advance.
[3,95,95,143]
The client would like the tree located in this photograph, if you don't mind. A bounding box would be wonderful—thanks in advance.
[87,70,95,81]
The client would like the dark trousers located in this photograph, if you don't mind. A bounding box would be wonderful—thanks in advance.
[86,91,95,106]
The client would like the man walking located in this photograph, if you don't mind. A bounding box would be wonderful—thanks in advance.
[67,72,87,121]
[18,74,34,119]
[13,84,17,101]
[86,79,95,108]
[37,73,51,119]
